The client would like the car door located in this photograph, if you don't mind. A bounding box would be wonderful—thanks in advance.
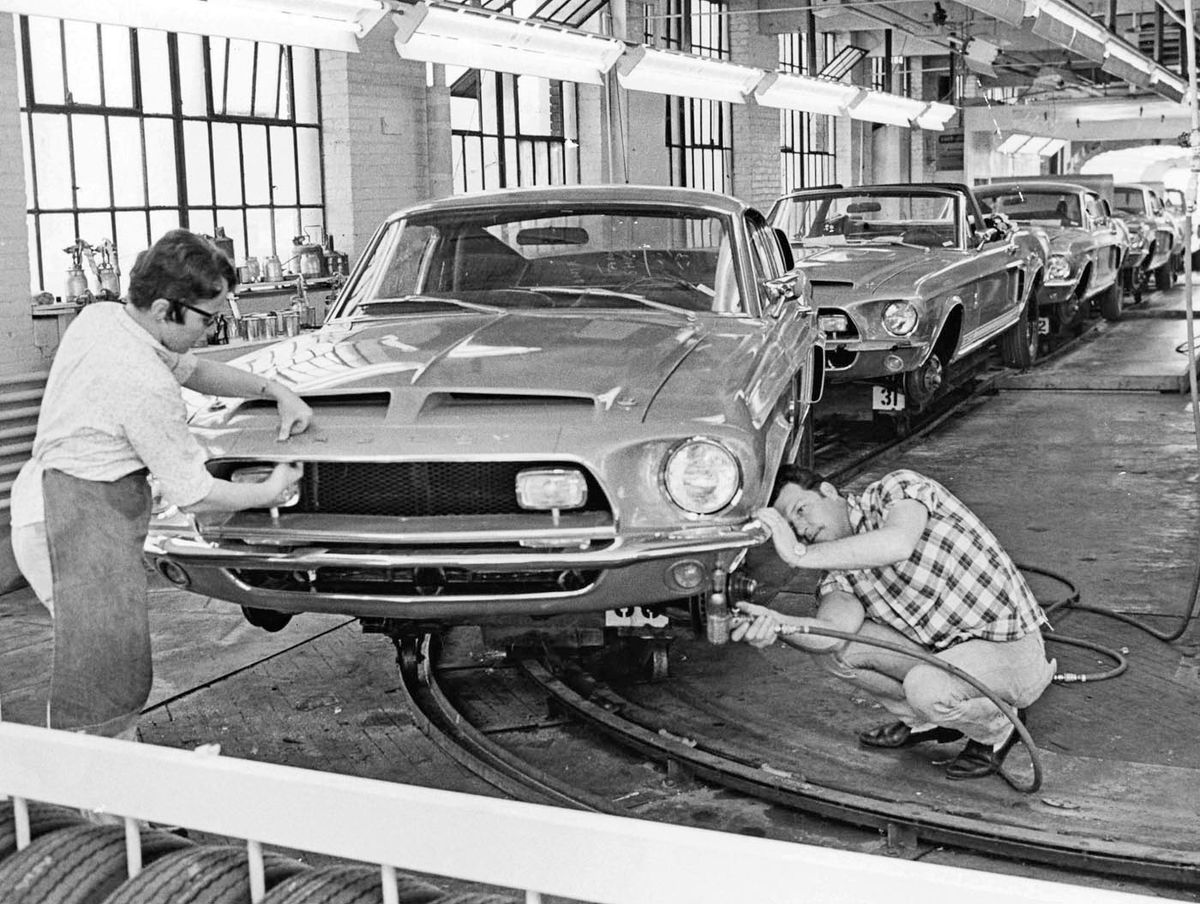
[745,212,817,436]
[1087,194,1122,283]
[965,192,1022,341]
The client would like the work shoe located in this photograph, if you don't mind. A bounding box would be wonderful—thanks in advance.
[858,720,964,749]
[944,710,1027,780]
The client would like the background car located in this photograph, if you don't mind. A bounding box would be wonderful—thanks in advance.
[144,185,824,647]
[1113,182,1179,298]
[1162,186,1200,272]
[976,180,1126,330]
[767,183,1045,414]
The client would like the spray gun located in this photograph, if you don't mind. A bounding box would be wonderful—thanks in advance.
[63,239,92,303]
[96,239,121,300]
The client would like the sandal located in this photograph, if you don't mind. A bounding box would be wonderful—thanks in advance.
[858,720,964,749]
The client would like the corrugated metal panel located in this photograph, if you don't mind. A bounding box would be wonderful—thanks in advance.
[0,371,48,517]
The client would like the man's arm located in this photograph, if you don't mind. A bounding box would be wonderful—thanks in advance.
[756,498,929,571]
[183,358,312,440]
[731,592,866,653]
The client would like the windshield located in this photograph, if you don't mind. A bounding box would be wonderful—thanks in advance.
[769,189,961,249]
[977,190,1081,227]
[336,205,738,318]
[1113,188,1147,215]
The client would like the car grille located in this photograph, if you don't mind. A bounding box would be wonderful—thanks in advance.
[295,461,610,517]
[232,566,601,597]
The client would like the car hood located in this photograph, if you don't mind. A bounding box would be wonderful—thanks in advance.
[195,310,709,428]
[789,244,949,296]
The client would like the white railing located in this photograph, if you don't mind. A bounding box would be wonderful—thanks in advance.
[0,721,1171,904]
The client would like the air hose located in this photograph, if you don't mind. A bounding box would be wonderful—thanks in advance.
[726,614,1043,794]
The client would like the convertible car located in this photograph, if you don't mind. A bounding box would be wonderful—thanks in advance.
[975,181,1126,331]
[144,185,824,646]
[768,183,1045,412]
[1114,182,1180,299]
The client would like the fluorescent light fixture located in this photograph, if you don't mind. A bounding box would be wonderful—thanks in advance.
[1102,39,1152,88]
[392,2,625,84]
[617,46,764,104]
[1019,136,1054,155]
[846,92,956,130]
[753,72,860,117]
[0,0,383,51]
[1030,0,1107,64]
[1152,69,1188,104]
[845,91,923,128]
[998,132,1032,154]
[1039,138,1067,156]
[954,0,1025,27]
[914,101,957,131]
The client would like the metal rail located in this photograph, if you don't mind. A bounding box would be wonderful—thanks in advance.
[516,658,1200,888]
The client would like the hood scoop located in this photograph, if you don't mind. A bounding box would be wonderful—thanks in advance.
[220,391,391,426]
[808,278,856,288]
[419,391,595,421]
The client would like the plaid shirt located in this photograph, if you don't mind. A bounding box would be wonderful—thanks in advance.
[818,470,1046,651]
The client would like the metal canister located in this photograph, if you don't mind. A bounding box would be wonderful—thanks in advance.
[263,255,283,283]
[281,309,301,337]
[262,315,278,340]
[243,314,266,342]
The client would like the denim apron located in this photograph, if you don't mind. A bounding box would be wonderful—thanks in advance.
[43,468,153,737]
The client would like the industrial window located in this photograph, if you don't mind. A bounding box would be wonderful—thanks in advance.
[449,67,580,193]
[15,16,323,297]
[664,0,732,194]
[871,54,911,95]
[778,33,835,193]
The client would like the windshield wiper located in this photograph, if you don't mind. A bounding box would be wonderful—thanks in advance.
[355,295,504,316]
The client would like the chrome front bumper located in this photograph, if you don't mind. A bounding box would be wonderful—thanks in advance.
[144,521,768,620]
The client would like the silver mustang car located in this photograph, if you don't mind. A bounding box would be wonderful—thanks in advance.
[769,183,1046,412]
[144,185,824,644]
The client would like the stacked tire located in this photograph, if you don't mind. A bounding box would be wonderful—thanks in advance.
[0,802,517,904]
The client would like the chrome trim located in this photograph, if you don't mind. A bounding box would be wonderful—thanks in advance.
[149,522,768,571]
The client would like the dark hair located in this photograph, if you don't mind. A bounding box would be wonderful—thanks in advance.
[770,465,833,504]
[126,229,238,313]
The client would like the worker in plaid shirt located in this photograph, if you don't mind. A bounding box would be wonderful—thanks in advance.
[732,466,1055,781]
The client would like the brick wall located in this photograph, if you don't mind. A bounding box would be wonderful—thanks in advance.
[321,23,436,264]
[0,14,42,378]
[729,0,781,211]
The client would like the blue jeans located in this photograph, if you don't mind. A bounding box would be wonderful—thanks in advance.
[43,468,152,737]
[816,619,1056,746]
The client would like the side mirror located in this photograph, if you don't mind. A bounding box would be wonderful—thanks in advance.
[762,269,811,315]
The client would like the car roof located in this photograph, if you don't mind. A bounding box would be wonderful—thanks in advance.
[387,184,753,221]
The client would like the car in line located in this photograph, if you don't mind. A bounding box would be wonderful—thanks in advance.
[1162,186,1199,272]
[975,180,1126,332]
[767,183,1045,414]
[1113,182,1180,299]
[143,185,825,650]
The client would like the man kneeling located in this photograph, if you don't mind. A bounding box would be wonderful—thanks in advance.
[732,466,1055,780]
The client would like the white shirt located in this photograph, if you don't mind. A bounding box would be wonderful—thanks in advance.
[11,302,214,527]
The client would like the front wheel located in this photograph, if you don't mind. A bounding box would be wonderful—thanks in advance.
[1000,301,1038,369]
[902,351,945,411]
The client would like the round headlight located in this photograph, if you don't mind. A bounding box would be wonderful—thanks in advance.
[663,439,741,515]
[1046,254,1072,281]
[882,301,918,337]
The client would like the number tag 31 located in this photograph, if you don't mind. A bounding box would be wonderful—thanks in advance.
[872,386,906,412]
